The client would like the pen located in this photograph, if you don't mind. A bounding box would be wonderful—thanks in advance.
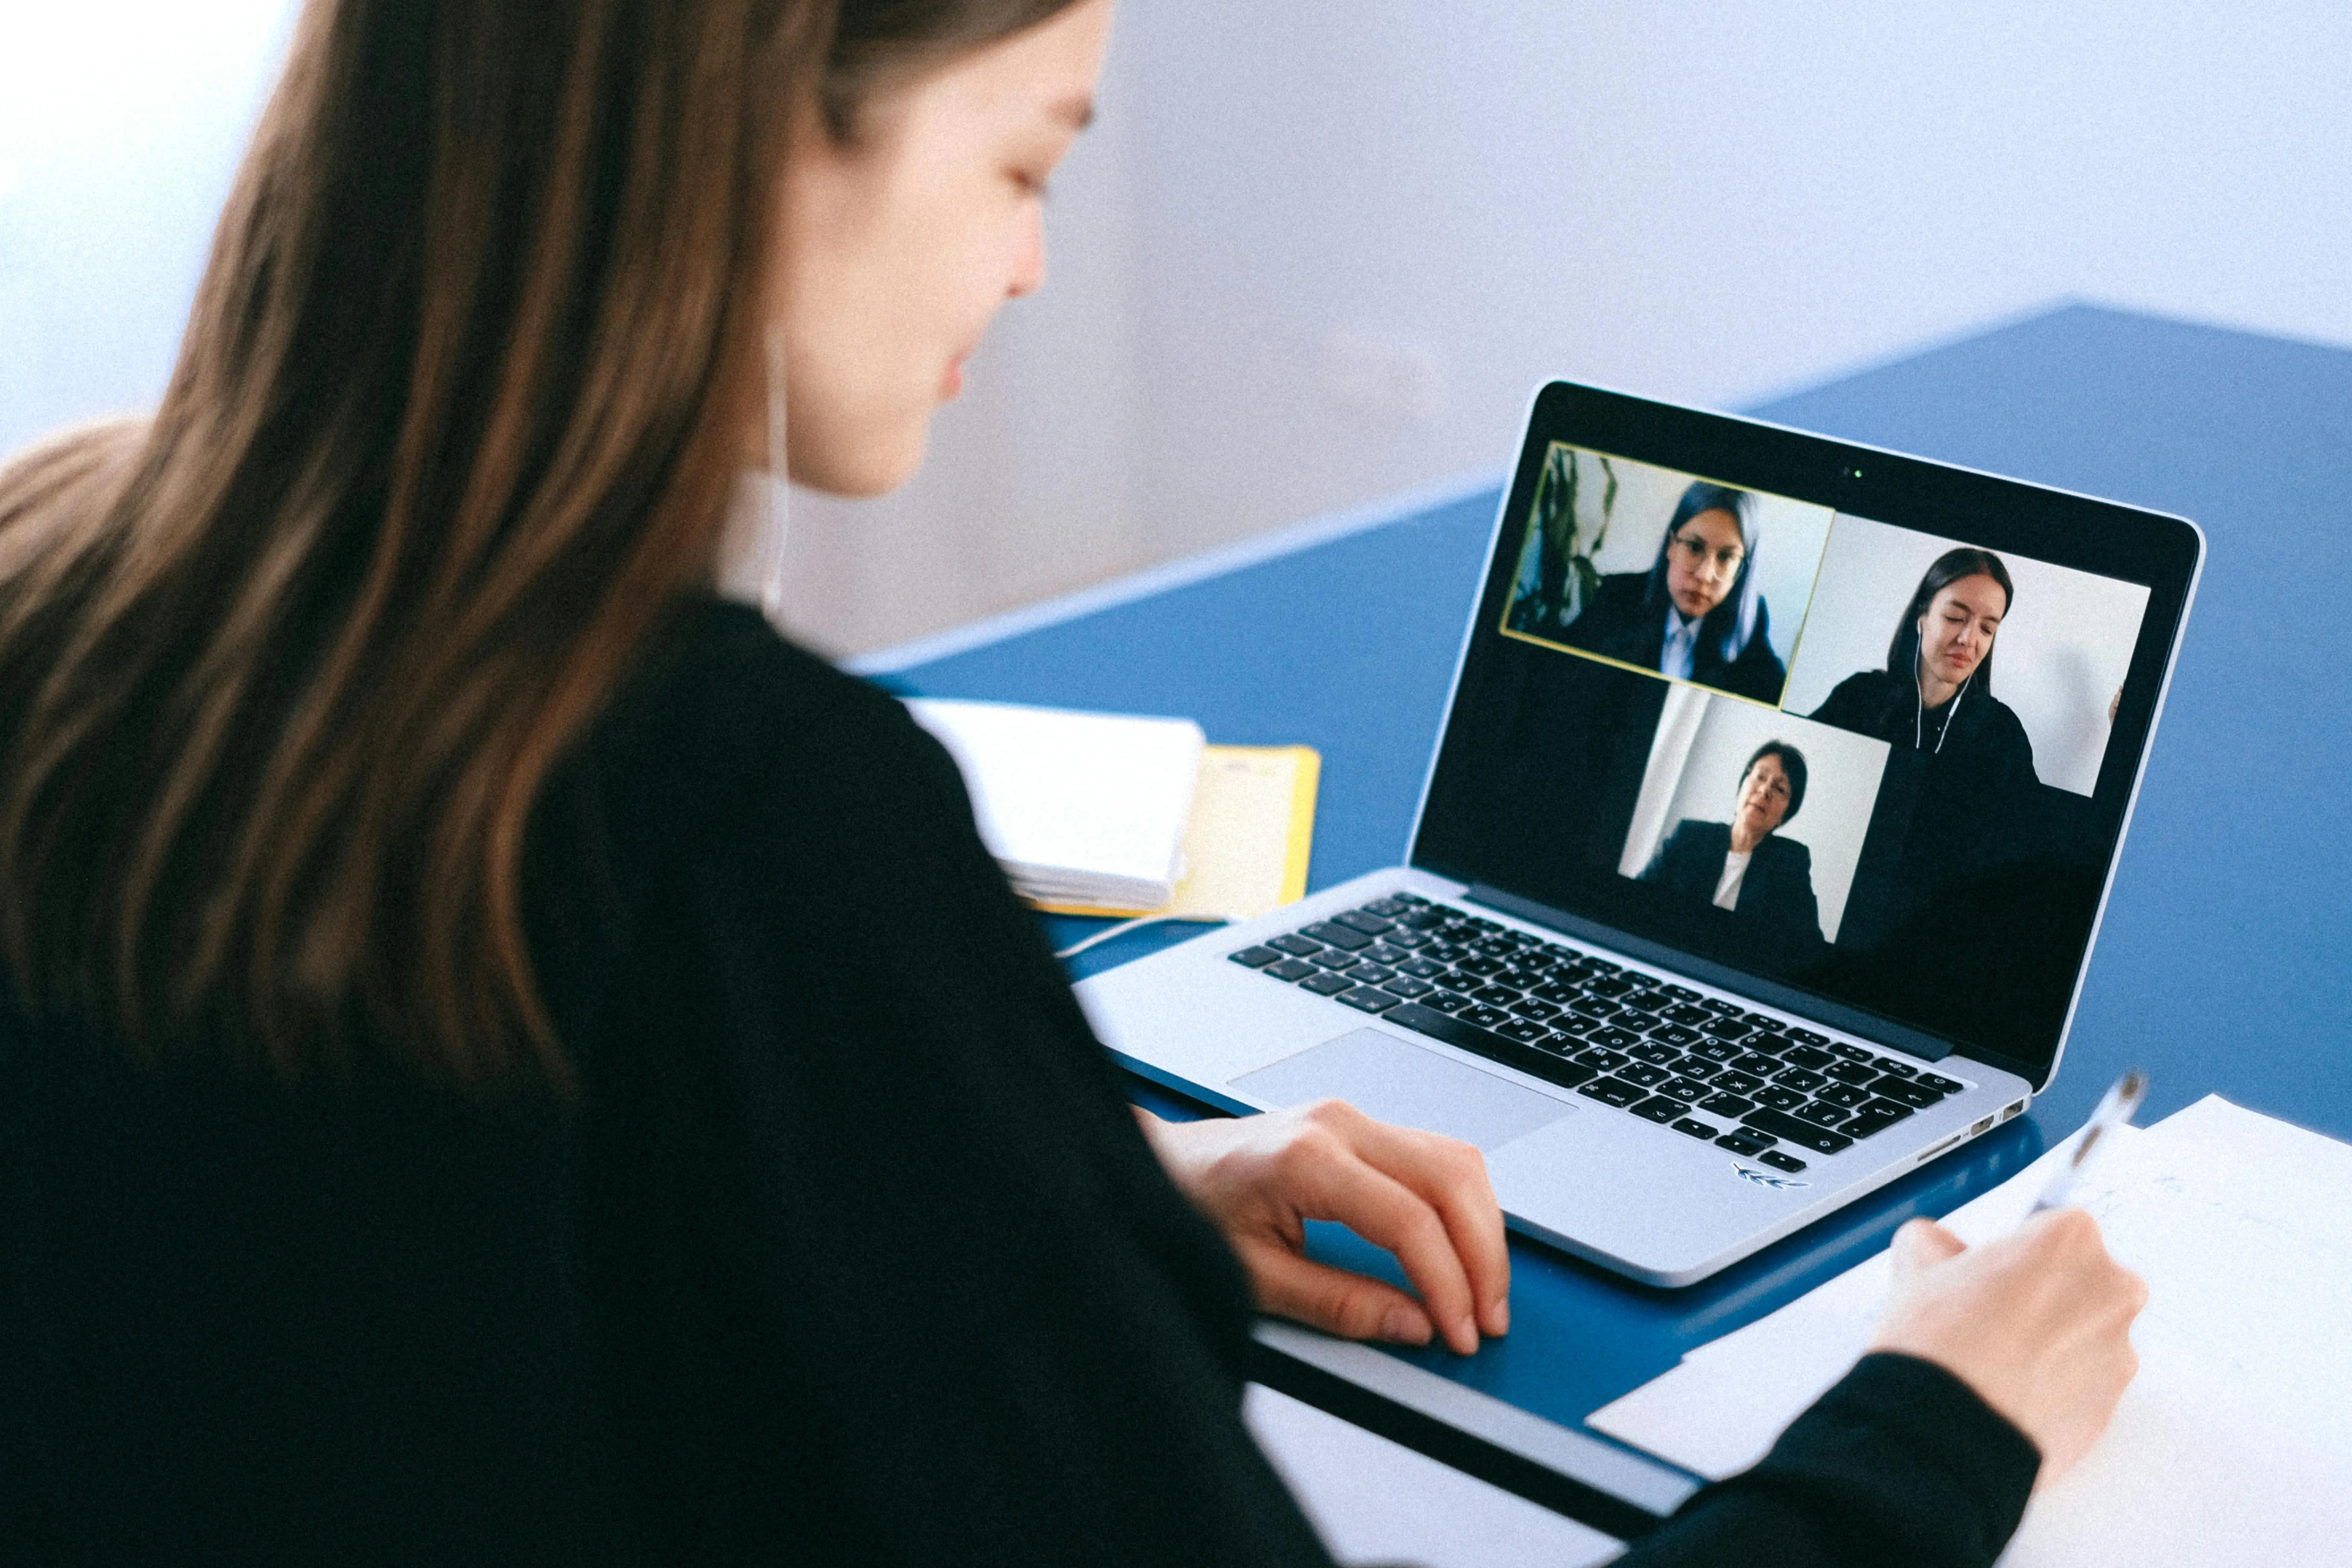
[2028,1069,2148,1216]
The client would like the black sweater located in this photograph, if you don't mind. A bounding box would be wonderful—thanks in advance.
[0,599,2037,1564]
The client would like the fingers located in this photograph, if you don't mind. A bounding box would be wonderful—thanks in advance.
[1279,1124,1484,1354]
[1348,1114,1511,1338]
[1244,1241,1437,1347]
[1889,1217,1967,1282]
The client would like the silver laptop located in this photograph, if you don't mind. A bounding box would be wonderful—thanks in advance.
[1076,381,2202,1286]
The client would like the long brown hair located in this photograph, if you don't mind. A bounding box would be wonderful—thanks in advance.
[0,0,1080,1085]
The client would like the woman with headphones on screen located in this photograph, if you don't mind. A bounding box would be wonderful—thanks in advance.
[0,2,2140,1562]
[1808,548,2039,785]
[1562,482,1789,703]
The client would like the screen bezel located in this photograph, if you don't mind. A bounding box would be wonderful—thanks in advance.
[1408,380,2204,1091]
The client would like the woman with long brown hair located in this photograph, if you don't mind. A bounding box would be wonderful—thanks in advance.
[0,2,2143,1562]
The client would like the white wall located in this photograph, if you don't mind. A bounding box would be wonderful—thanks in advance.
[1620,685,1889,944]
[1781,514,2150,796]
[7,2,2348,656]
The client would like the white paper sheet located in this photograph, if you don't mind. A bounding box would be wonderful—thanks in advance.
[1589,1097,2352,1564]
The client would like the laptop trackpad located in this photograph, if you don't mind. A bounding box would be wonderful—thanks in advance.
[1231,1029,1576,1152]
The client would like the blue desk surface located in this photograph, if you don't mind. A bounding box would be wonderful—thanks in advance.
[874,304,2352,1508]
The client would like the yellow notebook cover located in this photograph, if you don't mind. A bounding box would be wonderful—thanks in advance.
[1033,744,1319,921]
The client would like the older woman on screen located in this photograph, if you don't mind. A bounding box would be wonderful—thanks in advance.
[1809,547,2038,785]
[1564,481,1787,702]
[1640,741,1822,942]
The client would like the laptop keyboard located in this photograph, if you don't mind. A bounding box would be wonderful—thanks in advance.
[1227,893,1969,1176]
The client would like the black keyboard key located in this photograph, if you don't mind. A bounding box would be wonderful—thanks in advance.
[1872,1077,1944,1109]
[1578,1077,1647,1108]
[1300,971,1354,996]
[1818,1083,1872,1109]
[1381,929,1429,950]
[1758,1149,1808,1174]
[1584,976,1634,998]
[1470,985,1520,1007]
[1664,1004,1713,1027]
[1618,1062,1671,1088]
[1496,967,1549,991]
[1650,1023,1702,1047]
[1840,1101,1917,1139]
[1613,1008,1662,1034]
[1571,998,1624,1022]
[1659,1078,1709,1104]
[1717,1128,1776,1155]
[1434,969,1479,991]
[1460,1005,1511,1029]
[1530,981,1582,1004]
[1774,1067,1827,1092]
[1358,945,1410,968]
[1424,941,1469,963]
[1586,1027,1641,1052]
[1301,921,1373,951]
[1730,1052,1782,1076]
[1580,956,1622,974]
[1397,909,1448,931]
[1711,1070,1766,1097]
[1702,1017,1756,1041]
[1779,1044,1834,1071]
[1741,1107,1855,1154]
[1671,1055,1719,1080]
[1498,1018,1553,1044]
[1351,963,1396,985]
[1310,950,1361,971]
[1671,1117,1719,1141]
[1572,1046,1630,1072]
[1785,1027,1829,1047]
[1629,1042,1682,1066]
[1755,1085,1807,1112]
[1700,1092,1757,1117]
[1334,909,1395,935]
[1269,933,1323,956]
[1825,1042,1872,1061]
[1872,1057,1918,1078]
[1361,897,1412,917]
[1421,990,1471,1014]
[1337,986,1403,1014]
[1380,1002,1600,1093]
[1700,997,1742,1015]
[1396,957,1444,979]
[1265,958,1319,982]
[1692,1039,1742,1064]
[1383,976,1434,999]
[1474,936,1523,958]
[1391,892,1427,904]
[1917,1072,1965,1095]
[1659,984,1700,1002]
[1794,1101,1852,1128]
[1744,1014,1786,1034]
[1825,1061,1880,1086]
[1456,955,1506,978]
[1512,999,1562,1022]
[1630,1096,1683,1125]
[1227,946,1282,968]
[1551,1014,1600,1037]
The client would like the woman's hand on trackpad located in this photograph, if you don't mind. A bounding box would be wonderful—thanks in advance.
[1137,1101,1510,1356]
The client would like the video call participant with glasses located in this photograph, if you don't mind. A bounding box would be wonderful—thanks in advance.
[0,1,2144,1563]
[1563,481,1789,702]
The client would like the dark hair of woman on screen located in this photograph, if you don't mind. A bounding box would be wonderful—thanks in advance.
[1639,741,1823,949]
[0,2,2141,1563]
[1561,481,1787,702]
[1807,547,2038,786]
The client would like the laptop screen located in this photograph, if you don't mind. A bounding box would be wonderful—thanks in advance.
[1414,384,2200,1086]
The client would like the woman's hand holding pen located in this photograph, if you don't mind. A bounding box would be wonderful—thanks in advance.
[1870,1210,2148,1487]
[1137,1102,1511,1356]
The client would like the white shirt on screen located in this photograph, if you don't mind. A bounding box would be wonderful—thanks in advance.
[1713,848,1751,911]
[1661,606,1701,680]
